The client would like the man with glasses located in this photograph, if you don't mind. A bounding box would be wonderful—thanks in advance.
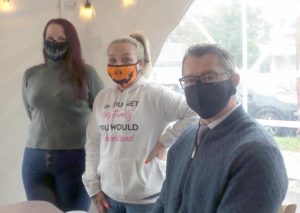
[153,44,288,213]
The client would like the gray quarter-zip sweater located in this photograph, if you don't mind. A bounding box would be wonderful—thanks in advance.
[22,60,104,150]
[153,106,288,213]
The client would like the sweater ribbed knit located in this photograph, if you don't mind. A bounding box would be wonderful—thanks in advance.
[22,60,104,149]
[153,106,288,213]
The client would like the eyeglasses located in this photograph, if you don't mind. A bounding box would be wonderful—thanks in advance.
[179,72,231,88]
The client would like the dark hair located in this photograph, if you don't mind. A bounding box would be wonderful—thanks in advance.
[182,43,235,74]
[43,18,87,100]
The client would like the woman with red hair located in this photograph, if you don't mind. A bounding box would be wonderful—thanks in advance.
[21,18,104,212]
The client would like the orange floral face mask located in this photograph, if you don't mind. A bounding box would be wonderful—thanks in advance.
[107,63,138,88]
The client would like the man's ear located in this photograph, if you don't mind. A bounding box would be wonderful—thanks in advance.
[231,73,240,87]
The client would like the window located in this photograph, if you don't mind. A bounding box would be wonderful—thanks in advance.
[151,0,300,136]
[151,0,300,208]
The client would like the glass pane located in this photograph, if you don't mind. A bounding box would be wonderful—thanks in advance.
[151,0,300,210]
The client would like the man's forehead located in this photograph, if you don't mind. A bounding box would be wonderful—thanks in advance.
[183,54,222,73]
[186,54,220,63]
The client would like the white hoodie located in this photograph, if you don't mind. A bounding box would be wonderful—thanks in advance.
[82,78,198,204]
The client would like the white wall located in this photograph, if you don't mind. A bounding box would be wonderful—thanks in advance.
[0,0,193,204]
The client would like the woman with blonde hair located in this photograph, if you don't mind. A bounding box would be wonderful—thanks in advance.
[83,32,198,213]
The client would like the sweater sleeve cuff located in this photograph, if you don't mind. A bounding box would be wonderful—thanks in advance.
[88,188,101,198]
[82,173,101,197]
[159,132,175,148]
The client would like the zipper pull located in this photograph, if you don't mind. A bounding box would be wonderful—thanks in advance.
[191,147,196,158]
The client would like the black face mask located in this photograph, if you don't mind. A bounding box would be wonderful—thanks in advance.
[184,79,236,119]
[44,40,68,61]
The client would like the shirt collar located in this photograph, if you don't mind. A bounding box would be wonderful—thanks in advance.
[46,59,67,69]
[204,103,241,129]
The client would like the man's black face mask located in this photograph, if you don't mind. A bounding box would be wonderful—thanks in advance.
[184,78,236,119]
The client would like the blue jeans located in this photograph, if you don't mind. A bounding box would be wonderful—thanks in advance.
[22,148,90,212]
[105,195,154,213]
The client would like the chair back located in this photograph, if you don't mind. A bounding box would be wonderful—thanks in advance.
[279,203,297,213]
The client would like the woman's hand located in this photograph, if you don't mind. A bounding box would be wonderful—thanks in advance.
[92,191,110,213]
[145,141,167,164]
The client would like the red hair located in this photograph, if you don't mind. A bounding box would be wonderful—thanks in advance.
[43,18,87,100]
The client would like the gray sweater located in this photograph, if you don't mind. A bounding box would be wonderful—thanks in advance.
[22,60,104,150]
[153,106,288,213]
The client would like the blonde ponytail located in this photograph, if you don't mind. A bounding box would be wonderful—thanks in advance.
[129,32,152,77]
